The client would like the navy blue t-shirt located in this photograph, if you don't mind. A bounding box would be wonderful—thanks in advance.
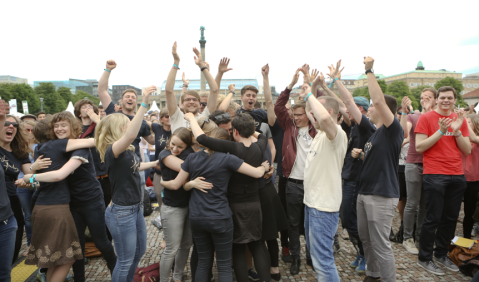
[159,147,195,207]
[341,115,376,181]
[105,101,152,158]
[181,151,243,220]
[237,108,268,131]
[0,168,13,222]
[0,147,30,197]
[359,118,404,198]
[35,139,71,205]
[150,123,171,174]
[68,148,104,205]
[105,145,141,206]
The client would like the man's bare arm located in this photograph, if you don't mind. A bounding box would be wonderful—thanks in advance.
[98,60,116,107]
[262,64,276,126]
[165,42,180,117]
[193,48,218,113]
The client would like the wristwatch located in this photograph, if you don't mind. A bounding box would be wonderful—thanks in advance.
[365,69,374,75]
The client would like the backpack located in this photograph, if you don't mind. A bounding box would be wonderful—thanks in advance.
[134,263,159,282]
[143,188,153,217]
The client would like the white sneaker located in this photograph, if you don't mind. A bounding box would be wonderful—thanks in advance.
[403,238,419,254]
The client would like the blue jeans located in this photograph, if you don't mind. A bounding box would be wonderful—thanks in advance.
[190,217,234,282]
[0,215,17,282]
[105,203,146,282]
[304,206,340,282]
[340,179,364,256]
[71,198,117,282]
[17,187,34,246]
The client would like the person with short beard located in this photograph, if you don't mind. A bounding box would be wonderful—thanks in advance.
[415,86,471,275]
[98,60,155,159]
[165,42,219,132]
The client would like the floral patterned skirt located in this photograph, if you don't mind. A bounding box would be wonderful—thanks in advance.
[25,204,83,268]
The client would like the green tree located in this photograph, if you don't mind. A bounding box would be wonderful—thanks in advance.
[8,84,41,114]
[386,81,419,110]
[352,87,370,100]
[71,90,100,106]
[410,85,434,111]
[34,83,66,114]
[378,80,388,94]
[0,84,13,102]
[435,76,467,107]
[57,87,74,105]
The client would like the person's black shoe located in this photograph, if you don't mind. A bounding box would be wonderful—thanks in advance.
[389,228,395,241]
[282,246,292,263]
[306,257,315,271]
[290,258,300,275]
[271,272,281,281]
[84,258,89,265]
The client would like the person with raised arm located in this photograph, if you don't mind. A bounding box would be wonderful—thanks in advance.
[94,86,159,282]
[329,60,376,273]
[97,59,155,158]
[399,90,436,255]
[299,75,348,281]
[165,42,218,132]
[348,57,404,282]
[415,86,471,276]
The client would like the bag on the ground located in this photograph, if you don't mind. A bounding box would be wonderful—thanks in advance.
[391,221,404,243]
[143,189,153,217]
[134,263,159,282]
[450,243,479,268]
[84,242,102,258]
[460,256,479,277]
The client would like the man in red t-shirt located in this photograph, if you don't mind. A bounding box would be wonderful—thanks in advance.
[415,86,471,276]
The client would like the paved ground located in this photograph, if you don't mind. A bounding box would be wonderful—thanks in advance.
[16,201,473,282]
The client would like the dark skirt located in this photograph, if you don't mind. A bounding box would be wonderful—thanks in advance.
[25,204,83,268]
[229,199,262,244]
[259,181,289,241]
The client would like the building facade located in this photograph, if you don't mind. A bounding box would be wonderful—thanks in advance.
[33,78,100,96]
[0,75,28,84]
[112,85,142,103]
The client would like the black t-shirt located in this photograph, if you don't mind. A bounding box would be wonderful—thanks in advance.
[0,168,13,222]
[105,145,141,206]
[182,151,243,220]
[258,144,273,189]
[151,123,171,174]
[105,101,152,158]
[237,108,268,131]
[359,118,404,198]
[159,147,195,207]
[35,139,71,205]
[0,147,30,197]
[67,148,104,205]
[341,115,376,181]
[81,124,107,176]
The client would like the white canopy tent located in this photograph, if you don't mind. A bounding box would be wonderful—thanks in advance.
[65,101,75,114]
[149,100,160,113]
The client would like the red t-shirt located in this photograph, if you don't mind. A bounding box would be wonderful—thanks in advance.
[415,110,470,175]
[461,144,479,182]
[406,113,423,164]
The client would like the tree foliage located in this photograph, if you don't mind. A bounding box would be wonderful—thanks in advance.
[57,87,74,105]
[0,83,41,114]
[71,91,100,106]
[434,76,467,107]
[385,81,419,110]
[34,82,67,114]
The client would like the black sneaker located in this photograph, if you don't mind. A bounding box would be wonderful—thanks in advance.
[290,258,300,275]
[417,259,445,276]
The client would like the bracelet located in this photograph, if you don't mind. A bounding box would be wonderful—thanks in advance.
[359,152,364,159]
[141,103,148,108]
[104,69,111,73]
[30,174,36,184]
[230,90,236,96]
[438,129,445,135]
[200,66,208,72]
[182,84,188,88]
[309,83,312,86]
[305,92,313,101]
[173,64,180,70]
[328,78,339,88]
[401,112,408,115]
[454,131,462,137]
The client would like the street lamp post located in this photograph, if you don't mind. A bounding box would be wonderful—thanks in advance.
[40,98,44,111]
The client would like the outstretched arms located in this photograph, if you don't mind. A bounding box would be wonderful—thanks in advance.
[98,60,116,107]
[23,158,83,183]
[330,60,363,124]
[364,57,394,127]
[215,57,232,92]
[165,42,180,118]
[193,48,218,113]
[262,64,276,126]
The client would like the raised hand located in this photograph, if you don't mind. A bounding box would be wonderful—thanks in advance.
[300,84,311,100]
[438,117,453,133]
[288,69,301,89]
[106,60,117,71]
[401,96,411,113]
[310,69,319,83]
[218,57,233,73]
[300,64,311,84]
[451,109,466,133]
[327,60,344,80]
[193,47,205,67]
[0,100,10,117]
[142,85,156,105]
[364,56,374,70]
[204,61,210,70]
[182,72,189,86]
[228,84,235,92]
[351,148,363,158]
[86,108,100,124]
[262,64,269,77]
[190,177,213,193]
[172,42,180,63]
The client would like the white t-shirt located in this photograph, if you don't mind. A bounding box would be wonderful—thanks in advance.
[289,127,312,180]
[304,125,347,212]
[170,107,210,132]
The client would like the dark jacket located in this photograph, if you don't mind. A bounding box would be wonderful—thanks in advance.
[274,87,317,178]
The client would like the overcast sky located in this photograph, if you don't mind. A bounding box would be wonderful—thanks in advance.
[2,0,478,92]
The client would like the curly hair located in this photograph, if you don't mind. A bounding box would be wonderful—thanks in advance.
[74,100,99,120]
[50,111,83,139]
[5,115,32,159]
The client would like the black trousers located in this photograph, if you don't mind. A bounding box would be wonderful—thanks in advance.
[98,177,112,241]
[278,176,289,248]
[418,174,466,261]
[463,181,479,239]
[9,195,25,264]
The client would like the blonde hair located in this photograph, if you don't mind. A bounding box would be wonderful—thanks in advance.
[94,113,134,162]
[467,114,479,136]
[190,117,217,151]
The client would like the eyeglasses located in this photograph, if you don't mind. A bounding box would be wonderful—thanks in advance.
[25,128,33,132]
[5,121,19,128]
[214,113,230,122]
[164,115,170,118]
[201,118,210,129]
[184,97,198,102]
[200,102,207,107]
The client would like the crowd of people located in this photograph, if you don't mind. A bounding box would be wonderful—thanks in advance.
[0,42,478,282]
